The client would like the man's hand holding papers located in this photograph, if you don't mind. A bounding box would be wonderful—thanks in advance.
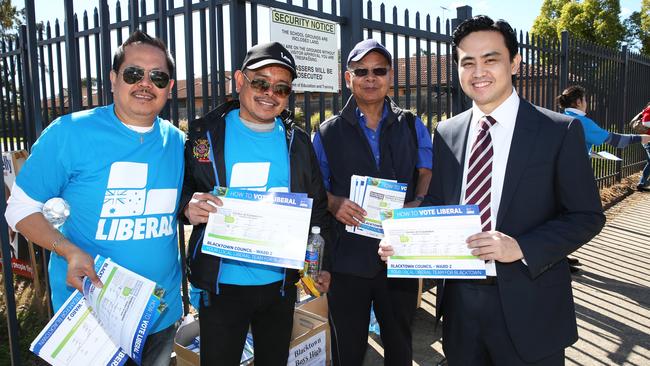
[201,188,313,270]
[30,256,165,366]
[345,175,407,239]
[184,191,223,225]
[379,205,487,279]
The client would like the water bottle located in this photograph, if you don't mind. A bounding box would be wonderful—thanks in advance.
[305,226,325,281]
[42,197,70,229]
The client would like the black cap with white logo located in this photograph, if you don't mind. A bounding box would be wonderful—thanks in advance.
[241,42,297,79]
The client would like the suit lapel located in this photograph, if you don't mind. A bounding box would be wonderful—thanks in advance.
[448,110,472,203]
[496,99,541,228]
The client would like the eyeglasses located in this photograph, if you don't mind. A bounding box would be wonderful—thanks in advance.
[241,72,292,98]
[350,67,389,77]
[120,66,171,89]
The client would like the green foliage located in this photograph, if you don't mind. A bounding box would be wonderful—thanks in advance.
[292,108,334,132]
[0,0,21,36]
[532,0,571,40]
[640,0,650,55]
[624,11,643,49]
[622,0,649,55]
[532,0,626,48]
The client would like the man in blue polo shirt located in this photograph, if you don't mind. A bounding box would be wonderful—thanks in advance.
[5,31,184,366]
[312,39,433,365]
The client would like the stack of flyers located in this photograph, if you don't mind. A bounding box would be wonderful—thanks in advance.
[346,175,407,239]
[30,256,165,366]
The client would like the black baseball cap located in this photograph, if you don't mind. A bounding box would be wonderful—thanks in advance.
[347,39,392,66]
[241,42,297,79]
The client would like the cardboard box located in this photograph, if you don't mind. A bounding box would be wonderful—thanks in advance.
[173,317,200,366]
[174,296,331,366]
[289,295,330,366]
[0,150,35,279]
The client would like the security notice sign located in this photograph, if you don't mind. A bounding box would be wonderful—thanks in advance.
[270,8,338,93]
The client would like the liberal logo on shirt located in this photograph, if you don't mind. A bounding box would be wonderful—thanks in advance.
[95,162,176,241]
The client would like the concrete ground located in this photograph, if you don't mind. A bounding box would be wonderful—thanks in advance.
[363,191,650,366]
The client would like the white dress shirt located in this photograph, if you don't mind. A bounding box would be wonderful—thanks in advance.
[460,88,520,276]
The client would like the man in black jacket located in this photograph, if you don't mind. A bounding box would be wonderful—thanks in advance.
[312,39,433,365]
[180,42,330,365]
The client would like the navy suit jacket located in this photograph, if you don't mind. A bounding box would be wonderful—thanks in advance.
[425,98,605,362]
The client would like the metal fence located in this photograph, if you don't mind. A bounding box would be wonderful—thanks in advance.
[2,1,650,364]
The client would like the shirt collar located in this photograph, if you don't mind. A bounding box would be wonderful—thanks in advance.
[356,102,389,129]
[564,107,586,116]
[471,88,520,129]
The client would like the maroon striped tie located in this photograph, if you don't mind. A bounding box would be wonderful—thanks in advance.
[465,116,497,232]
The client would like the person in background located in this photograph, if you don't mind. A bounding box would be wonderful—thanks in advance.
[557,86,650,271]
[632,102,650,191]
[556,85,650,155]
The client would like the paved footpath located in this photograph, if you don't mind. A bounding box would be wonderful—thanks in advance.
[363,191,650,365]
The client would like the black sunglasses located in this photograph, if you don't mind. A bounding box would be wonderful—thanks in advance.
[350,67,389,77]
[121,66,171,89]
[242,72,292,98]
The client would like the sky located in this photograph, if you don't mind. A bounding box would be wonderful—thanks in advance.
[14,0,642,34]
[8,0,645,82]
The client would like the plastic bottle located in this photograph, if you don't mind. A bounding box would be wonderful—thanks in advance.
[305,226,325,281]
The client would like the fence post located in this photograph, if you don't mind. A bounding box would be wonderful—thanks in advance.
[99,0,112,105]
[24,0,43,146]
[617,44,629,183]
[156,0,170,119]
[0,184,21,366]
[64,0,82,112]
[183,0,195,120]
[450,5,471,116]
[339,0,363,103]
[559,30,569,93]
[229,0,247,98]
[129,0,139,33]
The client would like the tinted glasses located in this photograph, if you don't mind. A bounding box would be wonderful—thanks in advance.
[121,66,171,88]
[350,67,389,77]
[241,72,292,98]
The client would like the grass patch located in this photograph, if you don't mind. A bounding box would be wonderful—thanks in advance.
[0,276,50,365]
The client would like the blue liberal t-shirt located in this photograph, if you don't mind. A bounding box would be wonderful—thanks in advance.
[564,110,610,154]
[219,109,289,286]
[16,104,185,332]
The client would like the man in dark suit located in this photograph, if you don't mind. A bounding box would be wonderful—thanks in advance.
[380,16,605,365]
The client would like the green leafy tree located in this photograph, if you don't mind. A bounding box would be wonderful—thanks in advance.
[0,0,21,36]
[531,0,570,40]
[557,0,626,48]
[624,11,642,50]
[532,0,626,48]
[640,0,650,55]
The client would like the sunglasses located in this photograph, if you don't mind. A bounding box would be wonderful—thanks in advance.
[350,67,389,77]
[121,66,171,89]
[242,72,292,98]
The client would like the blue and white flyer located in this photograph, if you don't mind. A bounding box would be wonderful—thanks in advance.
[346,175,407,239]
[202,188,313,269]
[30,256,162,365]
[382,205,486,278]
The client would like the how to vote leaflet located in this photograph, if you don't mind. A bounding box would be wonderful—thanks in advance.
[30,256,163,366]
[202,188,313,270]
[346,175,407,239]
[382,205,486,278]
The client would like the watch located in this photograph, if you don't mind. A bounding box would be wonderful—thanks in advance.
[414,195,425,202]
